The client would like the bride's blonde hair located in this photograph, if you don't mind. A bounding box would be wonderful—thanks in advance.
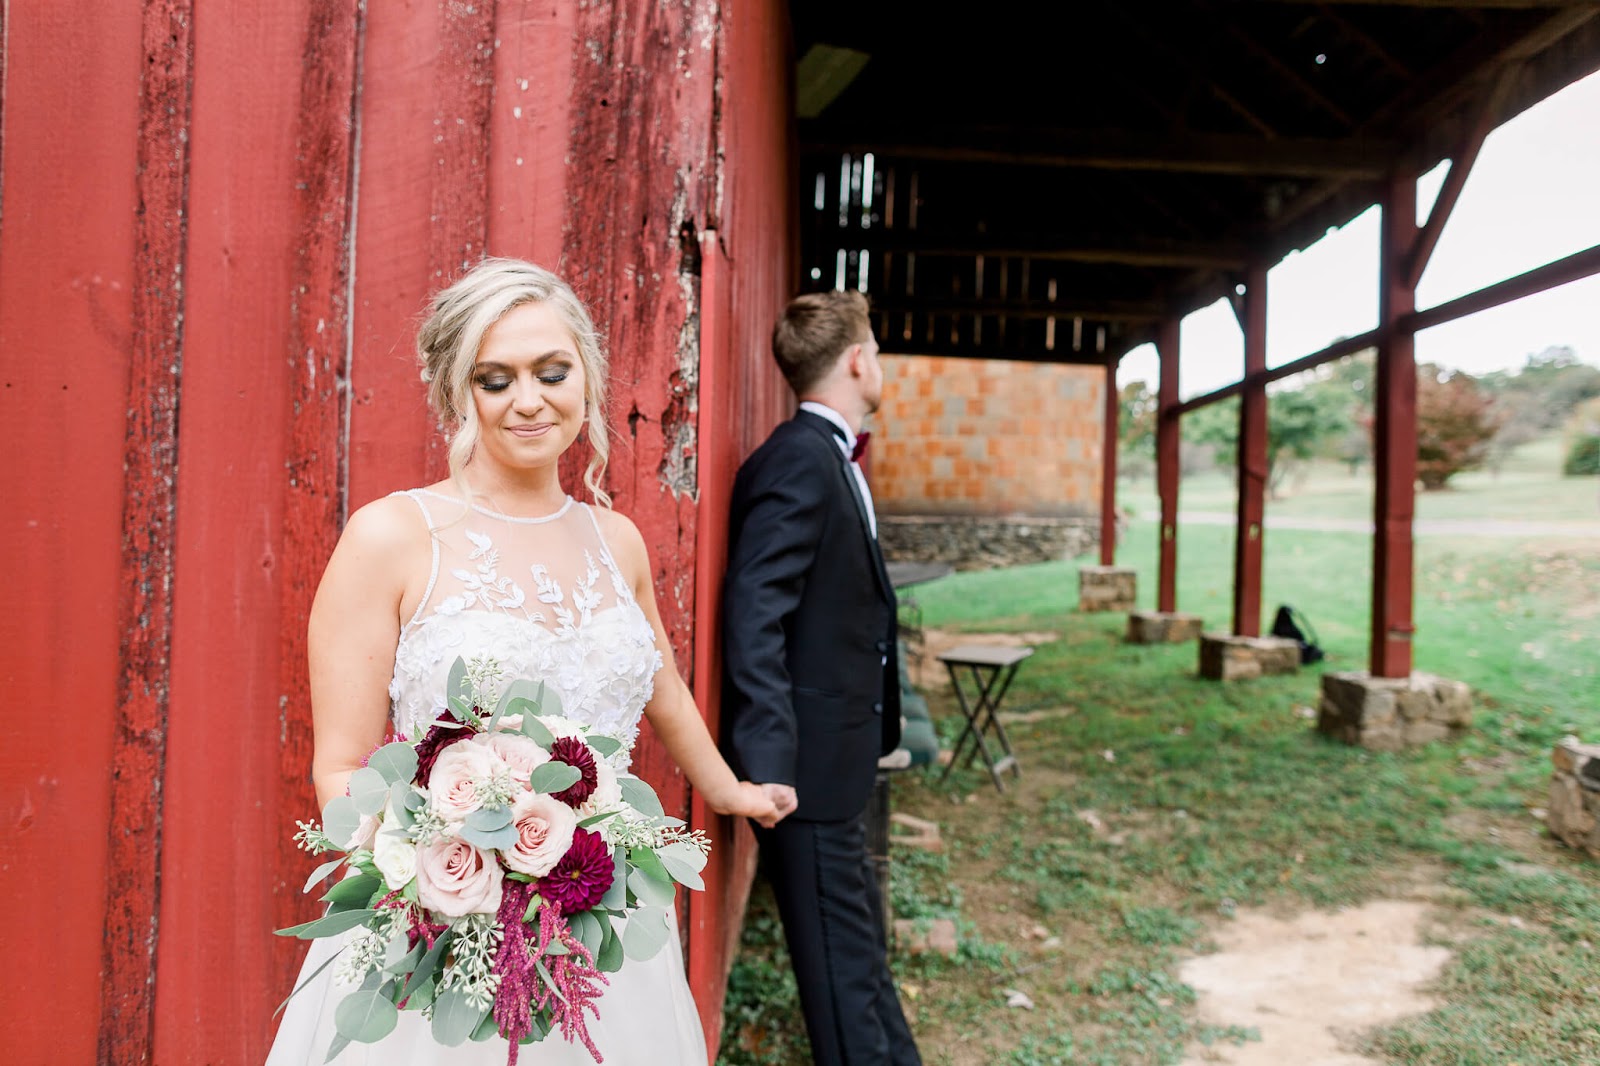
[417,258,611,508]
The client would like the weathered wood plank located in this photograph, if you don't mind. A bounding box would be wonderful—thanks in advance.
[99,2,194,1062]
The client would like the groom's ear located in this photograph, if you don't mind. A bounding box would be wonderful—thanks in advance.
[844,342,865,377]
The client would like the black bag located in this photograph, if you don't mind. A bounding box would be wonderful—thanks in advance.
[1270,604,1326,665]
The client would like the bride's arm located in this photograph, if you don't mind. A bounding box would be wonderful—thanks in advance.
[307,497,420,811]
[596,510,781,828]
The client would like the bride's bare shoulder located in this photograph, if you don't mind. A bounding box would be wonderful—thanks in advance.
[338,492,433,556]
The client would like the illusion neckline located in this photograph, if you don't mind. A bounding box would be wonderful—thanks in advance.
[415,488,575,524]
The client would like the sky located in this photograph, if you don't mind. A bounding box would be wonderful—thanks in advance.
[1119,69,1600,399]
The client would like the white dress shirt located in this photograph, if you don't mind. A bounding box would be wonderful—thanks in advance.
[800,401,877,538]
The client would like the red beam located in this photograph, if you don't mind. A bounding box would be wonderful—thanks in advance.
[1171,328,1380,416]
[1233,264,1268,637]
[99,3,193,1062]
[1406,241,1600,333]
[1100,357,1121,566]
[1372,171,1420,679]
[1155,318,1181,613]
[1406,68,1510,290]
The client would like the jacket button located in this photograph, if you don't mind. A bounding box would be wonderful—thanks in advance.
[872,701,884,715]
[875,640,890,654]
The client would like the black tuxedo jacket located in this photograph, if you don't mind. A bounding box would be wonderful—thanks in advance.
[722,409,901,822]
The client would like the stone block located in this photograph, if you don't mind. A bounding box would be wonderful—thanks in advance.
[1549,736,1600,857]
[1197,633,1300,681]
[1126,610,1204,644]
[1318,671,1473,750]
[1078,565,1136,613]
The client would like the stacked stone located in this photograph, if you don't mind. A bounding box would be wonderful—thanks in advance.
[1549,736,1600,857]
[878,514,1096,570]
[1078,565,1136,612]
[1197,634,1300,681]
[1317,672,1472,750]
[1127,611,1203,644]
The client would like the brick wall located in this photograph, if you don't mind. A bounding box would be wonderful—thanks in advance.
[872,354,1105,517]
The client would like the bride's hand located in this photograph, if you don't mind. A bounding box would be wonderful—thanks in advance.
[713,780,783,828]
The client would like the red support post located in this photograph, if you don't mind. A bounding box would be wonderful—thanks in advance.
[1233,263,1268,637]
[1155,317,1181,613]
[1372,170,1419,678]
[1100,355,1120,566]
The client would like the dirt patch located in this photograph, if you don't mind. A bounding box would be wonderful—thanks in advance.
[1179,900,1451,1065]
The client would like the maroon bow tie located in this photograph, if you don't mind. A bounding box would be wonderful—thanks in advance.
[851,431,871,462]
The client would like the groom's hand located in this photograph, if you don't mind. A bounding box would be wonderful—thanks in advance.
[760,783,799,823]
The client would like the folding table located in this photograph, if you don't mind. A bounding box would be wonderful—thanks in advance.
[937,644,1033,792]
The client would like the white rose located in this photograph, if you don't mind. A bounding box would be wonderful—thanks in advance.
[580,757,623,821]
[502,791,577,878]
[537,714,584,740]
[372,810,417,891]
[477,730,549,787]
[428,742,503,824]
[343,812,379,852]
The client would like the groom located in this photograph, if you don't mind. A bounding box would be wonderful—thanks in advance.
[723,289,921,1066]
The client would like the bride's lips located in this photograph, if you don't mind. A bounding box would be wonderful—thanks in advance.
[507,423,554,438]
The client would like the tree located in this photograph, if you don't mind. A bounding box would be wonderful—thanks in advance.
[1563,397,1600,477]
[1117,381,1158,481]
[1415,364,1500,490]
[1180,381,1345,497]
[1479,346,1600,472]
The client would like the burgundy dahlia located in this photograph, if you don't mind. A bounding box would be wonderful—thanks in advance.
[538,828,613,915]
[414,710,476,788]
[548,736,599,807]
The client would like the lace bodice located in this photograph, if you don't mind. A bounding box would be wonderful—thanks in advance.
[386,490,662,771]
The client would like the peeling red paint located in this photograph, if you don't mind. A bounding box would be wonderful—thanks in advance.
[97,4,194,1062]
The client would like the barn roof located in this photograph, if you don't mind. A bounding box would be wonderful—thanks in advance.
[792,1,1600,364]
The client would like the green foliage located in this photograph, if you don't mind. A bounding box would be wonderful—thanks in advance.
[1562,397,1600,476]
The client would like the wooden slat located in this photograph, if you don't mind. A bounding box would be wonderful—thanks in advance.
[1099,358,1120,566]
[1232,264,1268,638]
[99,2,194,1061]
[822,233,1250,270]
[1155,318,1181,614]
[801,126,1397,178]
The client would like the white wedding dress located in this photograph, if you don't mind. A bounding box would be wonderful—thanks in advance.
[266,490,707,1065]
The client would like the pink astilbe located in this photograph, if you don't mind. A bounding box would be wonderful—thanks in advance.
[531,900,609,1063]
[491,881,540,1065]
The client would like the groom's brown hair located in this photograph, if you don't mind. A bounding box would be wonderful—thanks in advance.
[771,289,871,395]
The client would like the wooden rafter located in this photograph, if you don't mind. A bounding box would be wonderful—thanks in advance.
[823,233,1251,270]
[872,297,1165,322]
[800,127,1395,178]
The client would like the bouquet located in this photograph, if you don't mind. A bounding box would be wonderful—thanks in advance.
[277,655,708,1064]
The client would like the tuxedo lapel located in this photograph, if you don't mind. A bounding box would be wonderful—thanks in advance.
[794,412,894,604]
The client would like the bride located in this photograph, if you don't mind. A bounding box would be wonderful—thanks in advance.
[266,258,780,1064]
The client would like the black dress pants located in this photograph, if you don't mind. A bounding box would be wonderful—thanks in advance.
[758,812,922,1066]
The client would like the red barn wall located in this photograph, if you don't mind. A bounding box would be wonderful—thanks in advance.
[0,1,792,1062]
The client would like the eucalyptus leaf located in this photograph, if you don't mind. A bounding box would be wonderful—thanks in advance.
[618,775,664,819]
[321,872,382,906]
[493,679,546,730]
[457,821,519,851]
[402,787,429,812]
[621,905,669,961]
[519,711,555,748]
[389,786,417,830]
[578,809,618,830]
[586,734,622,759]
[534,958,571,1008]
[446,657,470,712]
[277,908,380,940]
[538,687,563,719]
[657,842,708,890]
[630,845,673,884]
[367,742,419,786]
[471,1009,501,1042]
[542,938,570,956]
[383,937,425,977]
[399,931,454,1002]
[348,768,390,817]
[274,945,348,1017]
[302,857,347,894]
[431,986,486,1047]
[627,866,676,909]
[334,989,399,1044]
[321,796,363,852]
[571,910,603,960]
[323,1034,352,1063]
[596,917,623,973]
[528,761,581,795]
[600,848,628,910]
[465,805,512,832]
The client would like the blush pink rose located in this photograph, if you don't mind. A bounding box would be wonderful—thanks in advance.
[477,731,549,788]
[427,742,503,824]
[502,791,578,878]
[415,837,504,917]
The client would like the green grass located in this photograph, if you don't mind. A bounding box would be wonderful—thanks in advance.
[718,450,1600,1066]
